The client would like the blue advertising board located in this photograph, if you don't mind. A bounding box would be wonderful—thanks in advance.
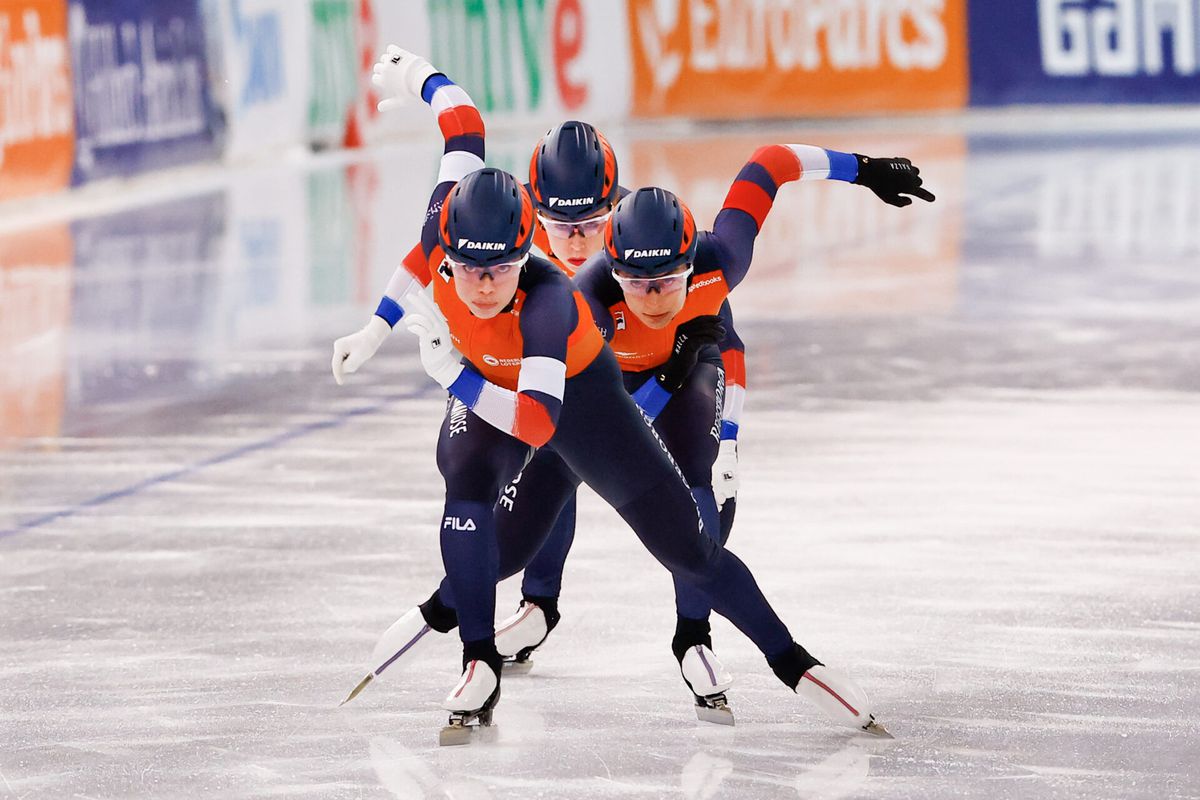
[969,0,1200,105]
[69,0,225,183]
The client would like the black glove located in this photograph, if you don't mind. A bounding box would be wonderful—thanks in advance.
[655,315,726,392]
[853,154,936,207]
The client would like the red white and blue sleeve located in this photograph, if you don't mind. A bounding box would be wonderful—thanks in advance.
[716,299,746,442]
[443,275,574,448]
[373,73,486,327]
[702,144,859,290]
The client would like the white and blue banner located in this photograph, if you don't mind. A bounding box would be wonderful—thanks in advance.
[970,0,1200,105]
[211,0,311,160]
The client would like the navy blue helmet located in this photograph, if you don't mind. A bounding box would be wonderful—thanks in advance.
[604,187,697,277]
[528,121,619,222]
[438,168,536,268]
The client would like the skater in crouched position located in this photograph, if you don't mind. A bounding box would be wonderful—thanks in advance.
[333,48,930,743]
[339,83,931,725]
[492,126,934,705]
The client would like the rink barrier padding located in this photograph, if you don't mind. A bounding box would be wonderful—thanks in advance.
[5,0,1200,205]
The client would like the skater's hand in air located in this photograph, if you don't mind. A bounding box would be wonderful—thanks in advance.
[332,316,391,385]
[712,439,739,509]
[372,45,440,112]
[403,292,464,389]
[656,315,726,392]
[853,155,936,207]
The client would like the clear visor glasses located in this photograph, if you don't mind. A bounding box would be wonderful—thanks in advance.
[611,265,693,294]
[537,209,613,239]
[445,253,529,282]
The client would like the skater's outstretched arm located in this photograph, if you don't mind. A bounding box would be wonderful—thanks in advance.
[705,144,934,291]
[373,47,485,326]
[332,47,484,384]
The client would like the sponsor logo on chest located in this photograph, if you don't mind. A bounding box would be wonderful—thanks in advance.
[688,274,723,292]
[481,354,522,367]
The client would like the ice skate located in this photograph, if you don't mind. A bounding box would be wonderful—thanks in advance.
[770,643,892,737]
[342,594,458,705]
[439,660,501,746]
[797,665,892,738]
[494,599,559,674]
[679,644,735,725]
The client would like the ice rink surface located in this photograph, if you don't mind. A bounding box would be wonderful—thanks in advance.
[2,112,1199,799]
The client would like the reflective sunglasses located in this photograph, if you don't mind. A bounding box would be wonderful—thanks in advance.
[444,253,529,282]
[610,265,693,294]
[537,209,613,239]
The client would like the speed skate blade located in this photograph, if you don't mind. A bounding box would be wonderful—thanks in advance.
[502,659,534,675]
[340,673,374,707]
[861,719,893,739]
[439,723,473,747]
[695,704,735,726]
[438,721,498,747]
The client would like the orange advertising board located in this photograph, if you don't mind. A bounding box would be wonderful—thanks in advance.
[625,131,965,317]
[0,0,74,201]
[627,0,968,118]
[0,223,72,443]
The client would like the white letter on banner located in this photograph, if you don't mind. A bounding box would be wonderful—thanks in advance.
[861,0,886,69]
[766,2,797,70]
[884,3,909,70]
[1040,0,1090,76]
[1142,0,1197,75]
[1091,0,1139,76]
[690,0,720,72]
[909,0,948,70]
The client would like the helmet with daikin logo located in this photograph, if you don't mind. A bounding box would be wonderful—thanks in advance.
[603,187,697,277]
[528,121,619,221]
[439,168,536,268]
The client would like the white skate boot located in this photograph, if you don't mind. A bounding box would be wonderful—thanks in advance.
[439,660,501,746]
[679,644,735,725]
[494,600,558,674]
[797,665,891,738]
[341,606,442,705]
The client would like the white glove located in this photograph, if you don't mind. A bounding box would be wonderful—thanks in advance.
[403,293,463,389]
[371,45,439,113]
[332,315,392,386]
[712,439,740,510]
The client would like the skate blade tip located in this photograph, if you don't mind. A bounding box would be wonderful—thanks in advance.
[339,673,375,707]
[502,659,533,675]
[861,720,894,739]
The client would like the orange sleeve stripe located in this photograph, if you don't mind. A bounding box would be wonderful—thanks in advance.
[514,396,556,447]
[437,105,485,140]
[403,243,433,286]
[723,181,775,230]
[721,347,746,387]
[752,144,803,185]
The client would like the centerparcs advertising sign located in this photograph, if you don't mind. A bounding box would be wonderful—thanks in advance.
[627,0,969,118]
